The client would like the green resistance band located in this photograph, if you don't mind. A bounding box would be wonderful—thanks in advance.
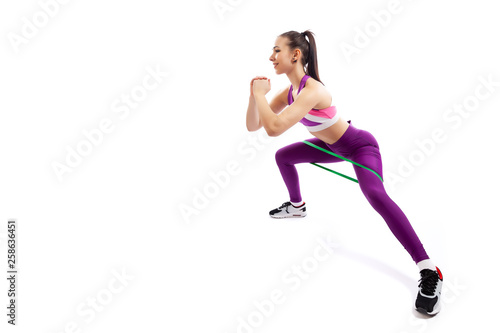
[302,140,384,183]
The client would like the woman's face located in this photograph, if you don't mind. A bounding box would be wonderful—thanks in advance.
[269,37,295,74]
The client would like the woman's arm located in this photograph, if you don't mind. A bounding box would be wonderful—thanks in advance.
[253,79,320,137]
[246,78,288,131]
[246,96,261,131]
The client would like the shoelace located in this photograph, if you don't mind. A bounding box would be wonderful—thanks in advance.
[279,201,291,213]
[418,270,439,296]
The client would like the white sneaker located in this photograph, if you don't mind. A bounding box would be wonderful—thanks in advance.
[269,201,307,218]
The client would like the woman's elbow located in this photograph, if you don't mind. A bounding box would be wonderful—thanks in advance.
[264,125,283,137]
[246,123,261,132]
[246,119,263,132]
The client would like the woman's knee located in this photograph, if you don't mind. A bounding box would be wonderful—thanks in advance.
[275,143,303,165]
[275,146,292,165]
[360,184,387,206]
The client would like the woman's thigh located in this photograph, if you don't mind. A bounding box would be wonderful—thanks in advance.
[276,137,345,165]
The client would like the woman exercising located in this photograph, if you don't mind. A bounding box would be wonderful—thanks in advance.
[246,30,443,315]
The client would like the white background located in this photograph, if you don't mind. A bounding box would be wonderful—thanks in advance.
[1,0,499,332]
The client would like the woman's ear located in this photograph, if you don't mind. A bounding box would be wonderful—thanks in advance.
[292,49,301,63]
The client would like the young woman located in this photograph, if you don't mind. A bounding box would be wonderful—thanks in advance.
[246,30,443,315]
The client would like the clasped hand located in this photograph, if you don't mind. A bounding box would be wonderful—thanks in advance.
[252,77,271,96]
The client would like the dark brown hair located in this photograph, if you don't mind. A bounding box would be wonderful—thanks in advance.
[279,30,323,85]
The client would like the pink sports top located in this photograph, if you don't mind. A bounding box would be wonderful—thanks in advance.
[288,74,339,132]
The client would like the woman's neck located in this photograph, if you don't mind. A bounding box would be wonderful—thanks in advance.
[287,70,307,89]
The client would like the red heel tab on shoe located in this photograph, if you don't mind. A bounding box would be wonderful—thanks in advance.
[436,267,443,280]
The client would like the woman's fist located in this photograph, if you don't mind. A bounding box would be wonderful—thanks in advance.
[252,77,271,96]
[250,76,268,96]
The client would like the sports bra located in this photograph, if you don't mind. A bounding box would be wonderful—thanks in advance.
[288,74,339,132]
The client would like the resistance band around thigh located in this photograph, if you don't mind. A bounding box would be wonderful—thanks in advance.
[302,140,384,184]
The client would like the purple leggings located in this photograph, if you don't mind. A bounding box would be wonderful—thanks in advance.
[275,121,429,263]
